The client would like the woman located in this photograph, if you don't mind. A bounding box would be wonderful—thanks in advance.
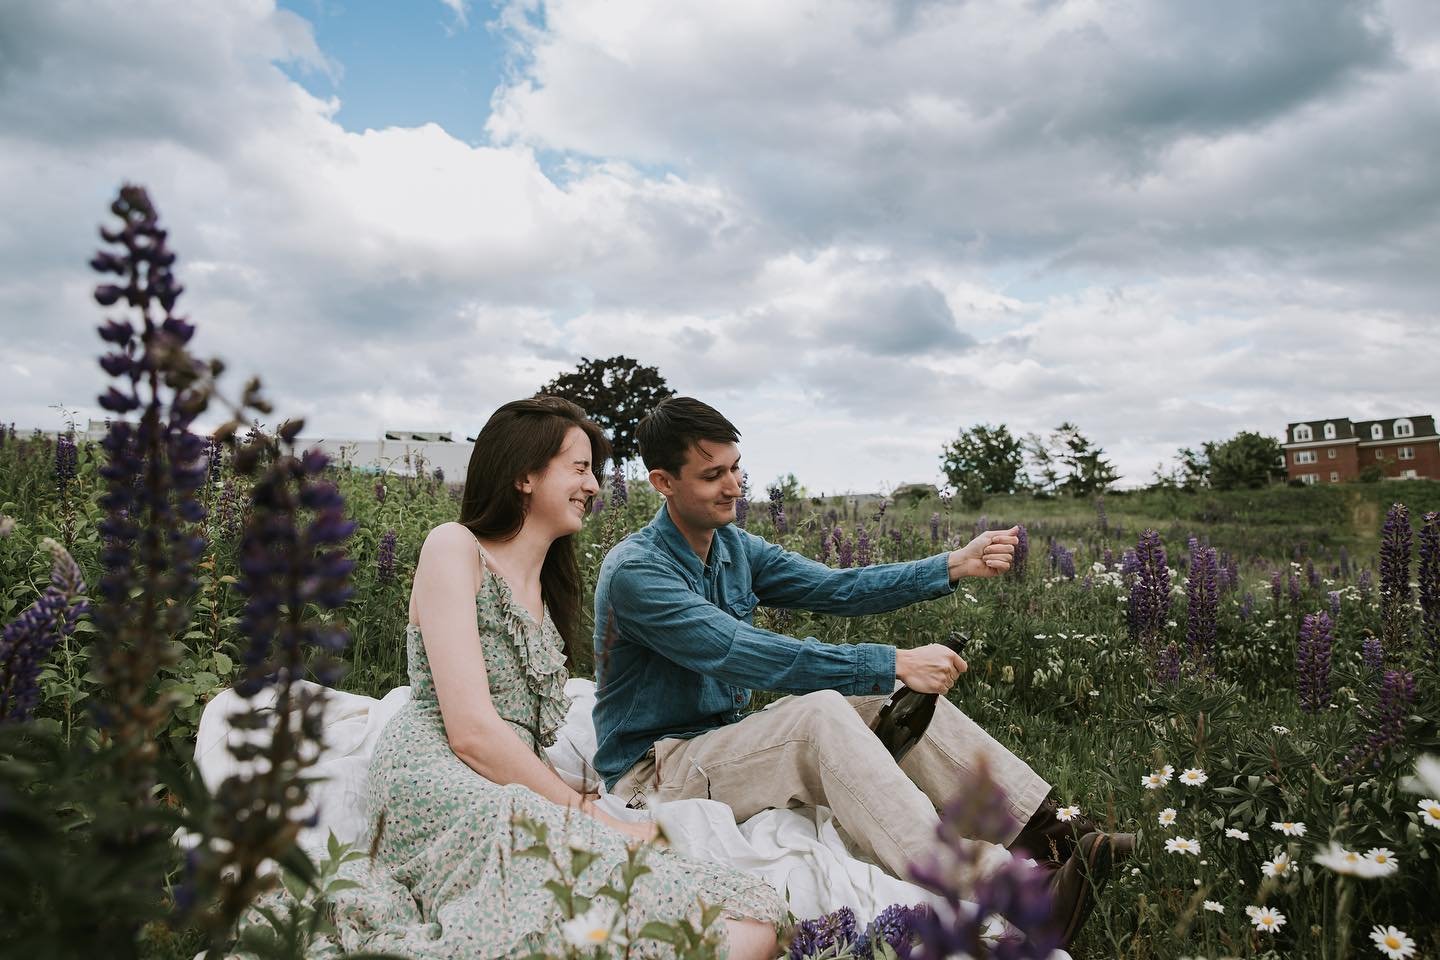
[338,397,785,959]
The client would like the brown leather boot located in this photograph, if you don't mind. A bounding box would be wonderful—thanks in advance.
[1044,831,1114,948]
[1010,798,1136,865]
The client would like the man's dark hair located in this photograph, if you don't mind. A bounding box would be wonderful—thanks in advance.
[636,397,740,475]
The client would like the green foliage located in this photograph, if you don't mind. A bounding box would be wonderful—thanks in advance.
[1023,422,1120,496]
[1205,431,1286,491]
[539,356,675,464]
[940,423,1025,495]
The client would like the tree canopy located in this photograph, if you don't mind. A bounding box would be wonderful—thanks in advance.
[538,356,674,464]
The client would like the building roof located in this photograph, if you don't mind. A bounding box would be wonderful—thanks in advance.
[1284,415,1434,445]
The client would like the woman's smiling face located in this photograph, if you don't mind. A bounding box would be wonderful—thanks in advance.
[522,425,601,537]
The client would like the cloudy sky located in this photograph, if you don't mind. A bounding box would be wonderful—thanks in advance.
[1,0,1436,494]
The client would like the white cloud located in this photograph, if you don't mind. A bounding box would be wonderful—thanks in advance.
[0,0,1436,496]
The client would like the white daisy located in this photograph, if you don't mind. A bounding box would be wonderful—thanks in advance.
[1179,768,1208,787]
[1202,900,1224,914]
[1055,805,1080,822]
[1262,851,1292,878]
[1165,837,1200,856]
[1364,848,1400,876]
[1249,906,1286,933]
[1404,755,1440,797]
[1157,807,1178,827]
[1418,798,1440,829]
[560,902,619,949]
[1244,905,1261,918]
[1142,766,1174,789]
[1272,820,1307,837]
[1225,828,1250,840]
[1271,725,1290,735]
[1369,924,1417,959]
[1162,763,1175,776]
[1313,842,1384,878]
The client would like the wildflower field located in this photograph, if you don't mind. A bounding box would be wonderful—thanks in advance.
[2,188,1439,960]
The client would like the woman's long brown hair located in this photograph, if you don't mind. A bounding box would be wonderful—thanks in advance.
[458,396,611,671]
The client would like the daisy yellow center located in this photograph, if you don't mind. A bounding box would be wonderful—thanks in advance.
[1427,804,1440,818]
[1261,917,1275,927]
[1344,853,1360,863]
[1374,854,1389,863]
[585,929,608,943]
[1386,934,1401,949]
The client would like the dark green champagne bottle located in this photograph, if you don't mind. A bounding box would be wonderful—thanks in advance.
[869,631,970,763]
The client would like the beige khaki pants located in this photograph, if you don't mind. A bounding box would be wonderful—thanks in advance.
[612,685,1051,883]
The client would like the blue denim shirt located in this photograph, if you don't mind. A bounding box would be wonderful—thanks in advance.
[590,504,958,789]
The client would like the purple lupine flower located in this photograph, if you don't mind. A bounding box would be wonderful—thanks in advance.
[1357,568,1373,602]
[929,512,940,545]
[1127,530,1170,650]
[816,526,830,564]
[88,186,214,772]
[1296,611,1333,713]
[376,528,397,584]
[889,527,903,549]
[1154,642,1182,686]
[590,496,605,514]
[1418,511,1438,661]
[857,903,930,960]
[214,478,244,540]
[1362,636,1384,673]
[1341,669,1416,774]
[735,497,749,529]
[1056,545,1076,580]
[1380,503,1413,650]
[768,486,788,535]
[1120,549,1139,578]
[837,532,854,569]
[54,433,78,491]
[1010,524,1029,579]
[1270,569,1283,610]
[1080,572,1094,592]
[1327,590,1341,621]
[1185,544,1218,667]
[0,540,89,723]
[1339,545,1351,579]
[1239,591,1255,622]
[610,463,628,508]
[907,759,1057,960]
[787,906,859,960]
[1094,495,1108,535]
[205,436,223,485]
[235,446,356,695]
[1102,547,1115,570]
[856,526,873,567]
[374,478,386,504]
[1306,559,1320,589]
[1287,571,1302,609]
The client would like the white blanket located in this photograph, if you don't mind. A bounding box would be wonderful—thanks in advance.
[194,679,1069,956]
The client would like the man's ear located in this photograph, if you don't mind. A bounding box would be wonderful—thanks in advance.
[648,467,674,499]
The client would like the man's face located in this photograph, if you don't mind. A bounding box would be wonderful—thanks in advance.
[655,439,743,530]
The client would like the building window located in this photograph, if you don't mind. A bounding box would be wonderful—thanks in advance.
[1294,450,1318,464]
[1330,471,1339,482]
[1401,469,1418,479]
[1300,473,1318,485]
[1395,418,1414,437]
[1399,446,1415,460]
[1327,448,1336,459]
[1294,424,1313,442]
[1376,450,1384,460]
[1323,422,1336,439]
[1372,424,1384,440]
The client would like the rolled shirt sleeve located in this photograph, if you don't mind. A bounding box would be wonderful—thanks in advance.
[607,555,897,696]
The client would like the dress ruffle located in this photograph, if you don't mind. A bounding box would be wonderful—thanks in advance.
[477,549,571,748]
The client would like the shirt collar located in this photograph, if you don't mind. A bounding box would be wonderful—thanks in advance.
[652,502,731,577]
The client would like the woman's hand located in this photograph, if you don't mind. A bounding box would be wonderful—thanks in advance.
[613,819,661,847]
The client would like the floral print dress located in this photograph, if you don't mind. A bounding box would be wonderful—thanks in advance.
[305,548,787,958]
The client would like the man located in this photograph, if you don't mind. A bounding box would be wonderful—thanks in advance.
[590,397,1131,946]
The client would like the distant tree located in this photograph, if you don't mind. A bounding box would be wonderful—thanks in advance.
[538,356,674,464]
[769,473,807,501]
[1204,431,1285,490]
[1152,446,1210,491]
[1025,422,1119,496]
[940,423,1025,495]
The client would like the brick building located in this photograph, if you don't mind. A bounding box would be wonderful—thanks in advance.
[1280,415,1440,484]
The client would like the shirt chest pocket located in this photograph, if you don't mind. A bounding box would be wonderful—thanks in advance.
[723,589,759,624]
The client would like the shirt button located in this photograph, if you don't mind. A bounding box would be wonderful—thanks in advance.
[734,693,745,704]
[870,683,881,693]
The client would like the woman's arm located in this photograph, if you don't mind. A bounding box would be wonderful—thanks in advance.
[413,523,654,839]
